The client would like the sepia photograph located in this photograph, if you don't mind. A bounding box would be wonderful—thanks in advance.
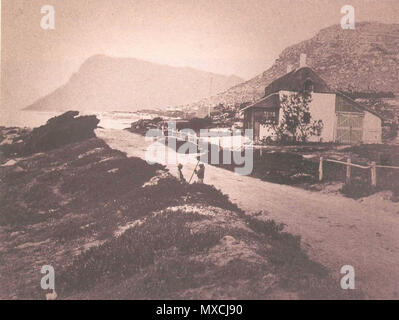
[0,0,398,306]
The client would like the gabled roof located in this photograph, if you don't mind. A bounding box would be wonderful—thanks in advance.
[336,91,384,120]
[242,67,384,120]
[242,67,333,113]
[241,93,280,112]
[264,67,332,97]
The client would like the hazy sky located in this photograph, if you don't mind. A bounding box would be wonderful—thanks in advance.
[1,0,399,115]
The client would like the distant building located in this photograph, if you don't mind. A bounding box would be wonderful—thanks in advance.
[242,56,382,144]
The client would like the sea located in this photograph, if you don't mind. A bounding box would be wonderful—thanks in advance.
[0,110,140,130]
[0,110,248,148]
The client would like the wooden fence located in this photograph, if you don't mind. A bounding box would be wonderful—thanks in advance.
[318,156,399,186]
[167,129,399,187]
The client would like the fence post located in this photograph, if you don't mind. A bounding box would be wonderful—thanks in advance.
[371,161,377,187]
[346,158,351,185]
[197,136,200,153]
[319,156,323,181]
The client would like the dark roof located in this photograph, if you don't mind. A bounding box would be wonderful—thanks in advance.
[243,67,334,113]
[241,93,280,112]
[264,67,332,97]
[242,67,384,120]
[336,91,384,120]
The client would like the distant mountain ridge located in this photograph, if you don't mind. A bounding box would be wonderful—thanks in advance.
[25,55,243,112]
[190,22,399,112]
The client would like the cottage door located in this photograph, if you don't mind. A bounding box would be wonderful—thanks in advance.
[336,113,363,144]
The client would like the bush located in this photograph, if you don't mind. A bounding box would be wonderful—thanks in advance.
[57,211,209,296]
[246,217,285,238]
[246,216,327,284]
[340,182,375,199]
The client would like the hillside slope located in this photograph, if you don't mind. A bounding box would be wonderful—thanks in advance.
[25,55,242,112]
[191,22,399,111]
[0,114,358,299]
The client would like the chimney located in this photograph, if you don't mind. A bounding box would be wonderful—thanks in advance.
[299,53,307,68]
[286,64,293,73]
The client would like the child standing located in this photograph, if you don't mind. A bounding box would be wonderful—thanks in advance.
[195,163,205,184]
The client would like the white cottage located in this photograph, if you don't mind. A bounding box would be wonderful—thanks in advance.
[242,62,382,144]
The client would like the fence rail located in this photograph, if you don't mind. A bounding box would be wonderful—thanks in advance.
[325,158,370,169]
[319,156,399,187]
[375,164,399,169]
[165,129,399,187]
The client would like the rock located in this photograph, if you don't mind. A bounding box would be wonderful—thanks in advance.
[12,166,25,173]
[1,111,100,157]
[220,235,239,246]
[2,159,17,166]
[45,290,58,300]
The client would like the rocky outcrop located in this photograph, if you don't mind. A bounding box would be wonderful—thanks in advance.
[1,111,99,157]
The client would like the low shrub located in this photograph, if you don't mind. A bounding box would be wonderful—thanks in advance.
[340,181,375,199]
[57,211,208,297]
[246,216,327,284]
[51,218,93,243]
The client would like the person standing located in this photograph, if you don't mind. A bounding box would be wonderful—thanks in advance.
[195,163,205,184]
[177,163,186,182]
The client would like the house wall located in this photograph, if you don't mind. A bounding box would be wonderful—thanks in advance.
[363,111,382,143]
[278,91,336,142]
[256,109,278,140]
[256,91,336,142]
[259,124,277,140]
[307,92,336,142]
[248,90,382,144]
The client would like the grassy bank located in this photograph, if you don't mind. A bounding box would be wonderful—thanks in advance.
[0,123,360,299]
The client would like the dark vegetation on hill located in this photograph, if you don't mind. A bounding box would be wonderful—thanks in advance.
[0,112,360,299]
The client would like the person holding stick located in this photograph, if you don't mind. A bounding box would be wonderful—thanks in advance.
[194,163,205,184]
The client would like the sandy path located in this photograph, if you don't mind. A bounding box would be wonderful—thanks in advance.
[96,128,399,299]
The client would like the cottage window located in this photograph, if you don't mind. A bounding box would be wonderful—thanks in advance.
[262,110,277,124]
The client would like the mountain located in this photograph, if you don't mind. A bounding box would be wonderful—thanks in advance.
[191,22,399,113]
[25,55,243,112]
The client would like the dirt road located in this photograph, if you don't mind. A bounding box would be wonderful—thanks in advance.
[97,128,399,299]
